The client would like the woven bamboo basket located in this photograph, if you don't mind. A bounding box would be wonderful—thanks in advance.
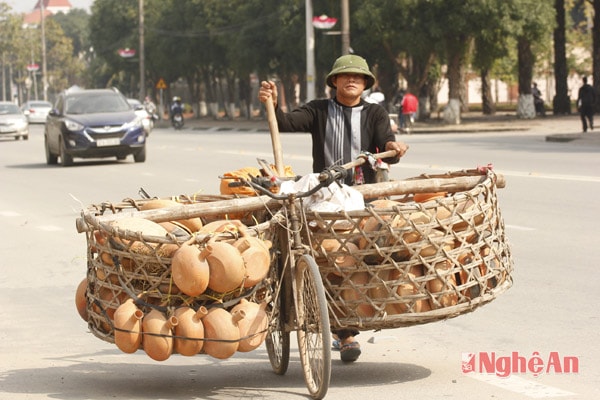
[78,193,272,346]
[305,170,513,330]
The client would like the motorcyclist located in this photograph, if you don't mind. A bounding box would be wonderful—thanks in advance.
[144,96,158,121]
[170,96,184,123]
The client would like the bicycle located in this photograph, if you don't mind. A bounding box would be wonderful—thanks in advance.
[244,150,398,399]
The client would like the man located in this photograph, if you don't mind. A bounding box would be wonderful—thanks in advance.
[400,91,418,133]
[577,76,596,132]
[258,54,409,362]
[258,54,408,186]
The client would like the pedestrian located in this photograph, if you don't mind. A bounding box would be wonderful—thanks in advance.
[577,76,596,132]
[400,91,418,133]
[258,54,409,363]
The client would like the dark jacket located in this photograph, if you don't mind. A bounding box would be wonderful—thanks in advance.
[274,98,398,184]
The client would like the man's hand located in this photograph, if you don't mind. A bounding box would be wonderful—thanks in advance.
[258,81,278,108]
[385,141,409,158]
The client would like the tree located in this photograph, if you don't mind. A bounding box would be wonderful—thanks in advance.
[553,0,571,114]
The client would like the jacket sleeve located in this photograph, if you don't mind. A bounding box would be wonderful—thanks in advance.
[370,105,400,165]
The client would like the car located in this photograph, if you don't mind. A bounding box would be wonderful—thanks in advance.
[126,98,153,134]
[44,88,147,166]
[0,102,29,140]
[21,100,53,124]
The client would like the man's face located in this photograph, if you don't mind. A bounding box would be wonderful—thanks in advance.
[333,73,367,99]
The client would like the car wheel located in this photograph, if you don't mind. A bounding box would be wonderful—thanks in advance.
[45,135,58,165]
[23,135,29,141]
[133,145,146,163]
[133,145,146,162]
[60,138,74,167]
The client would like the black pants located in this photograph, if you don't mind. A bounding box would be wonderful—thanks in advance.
[579,105,594,132]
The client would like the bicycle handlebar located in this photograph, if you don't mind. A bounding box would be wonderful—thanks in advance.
[241,150,399,201]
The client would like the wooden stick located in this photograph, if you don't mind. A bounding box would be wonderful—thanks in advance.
[265,100,284,176]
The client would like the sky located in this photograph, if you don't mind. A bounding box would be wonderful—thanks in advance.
[4,0,93,14]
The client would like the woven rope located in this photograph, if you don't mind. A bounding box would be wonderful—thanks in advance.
[306,170,513,330]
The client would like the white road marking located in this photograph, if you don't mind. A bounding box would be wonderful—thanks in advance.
[468,373,576,398]
[0,211,21,217]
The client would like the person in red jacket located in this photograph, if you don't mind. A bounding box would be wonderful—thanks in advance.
[400,91,418,133]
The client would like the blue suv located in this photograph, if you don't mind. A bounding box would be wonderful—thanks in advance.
[44,88,147,166]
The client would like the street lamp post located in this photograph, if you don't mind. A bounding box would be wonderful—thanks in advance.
[139,0,145,101]
[40,0,48,101]
[305,0,316,102]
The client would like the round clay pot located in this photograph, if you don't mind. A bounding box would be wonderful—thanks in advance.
[202,308,244,359]
[110,217,169,255]
[367,269,398,315]
[199,219,246,234]
[174,306,207,356]
[140,199,203,233]
[230,299,268,352]
[75,278,88,321]
[233,234,271,288]
[413,192,447,203]
[203,242,246,293]
[142,309,178,361]
[426,260,458,308]
[113,298,144,353]
[171,243,210,296]
[341,272,375,318]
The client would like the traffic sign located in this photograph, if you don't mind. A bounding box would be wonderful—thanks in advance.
[26,63,39,72]
[156,78,167,90]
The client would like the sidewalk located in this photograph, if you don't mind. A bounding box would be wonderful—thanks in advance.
[156,112,600,146]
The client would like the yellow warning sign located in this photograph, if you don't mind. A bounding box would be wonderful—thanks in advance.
[156,78,167,90]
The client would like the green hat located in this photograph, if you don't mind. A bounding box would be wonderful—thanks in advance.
[326,54,376,90]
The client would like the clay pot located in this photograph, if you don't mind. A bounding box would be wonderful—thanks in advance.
[426,260,458,309]
[75,278,88,321]
[233,233,271,288]
[231,299,269,352]
[171,243,210,296]
[203,242,246,293]
[367,269,398,315]
[341,272,375,318]
[202,308,244,359]
[113,298,144,353]
[413,192,447,203]
[159,221,192,238]
[140,199,203,233]
[419,231,454,258]
[199,219,246,234]
[142,309,178,361]
[317,239,359,276]
[174,306,207,356]
[110,217,169,255]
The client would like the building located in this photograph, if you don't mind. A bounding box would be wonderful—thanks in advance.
[22,0,73,26]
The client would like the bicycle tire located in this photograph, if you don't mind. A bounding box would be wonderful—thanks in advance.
[295,254,331,400]
[265,234,290,375]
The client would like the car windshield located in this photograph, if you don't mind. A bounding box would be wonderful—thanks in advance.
[66,93,131,114]
[0,103,21,115]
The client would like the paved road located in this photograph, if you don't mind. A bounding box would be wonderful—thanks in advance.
[0,117,598,400]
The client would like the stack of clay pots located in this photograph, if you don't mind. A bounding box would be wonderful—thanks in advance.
[77,198,274,360]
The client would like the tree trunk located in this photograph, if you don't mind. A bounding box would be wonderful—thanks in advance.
[481,67,495,115]
[593,0,600,113]
[517,37,535,118]
[553,0,571,114]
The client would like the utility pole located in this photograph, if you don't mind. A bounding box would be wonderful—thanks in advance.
[305,0,316,101]
[341,0,350,55]
[40,0,48,101]
[139,0,145,101]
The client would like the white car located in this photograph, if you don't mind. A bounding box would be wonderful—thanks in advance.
[127,98,153,134]
[0,102,29,140]
[21,100,53,124]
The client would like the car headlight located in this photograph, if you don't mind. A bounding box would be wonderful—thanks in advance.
[65,119,84,131]
[122,117,144,131]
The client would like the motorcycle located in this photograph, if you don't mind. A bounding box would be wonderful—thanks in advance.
[172,113,184,130]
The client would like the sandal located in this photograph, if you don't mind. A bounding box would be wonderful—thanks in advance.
[340,341,361,362]
[332,340,341,351]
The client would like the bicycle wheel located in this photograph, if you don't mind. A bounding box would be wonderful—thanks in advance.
[295,254,331,400]
[265,235,290,375]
